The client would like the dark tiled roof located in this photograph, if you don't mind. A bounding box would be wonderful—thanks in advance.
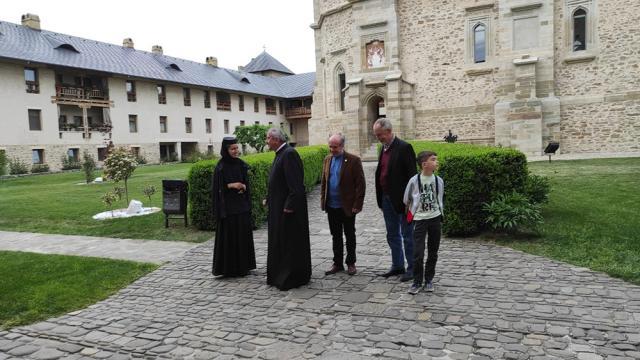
[0,21,313,99]
[243,51,294,75]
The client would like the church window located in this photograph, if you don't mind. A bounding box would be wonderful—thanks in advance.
[335,64,346,112]
[473,23,486,63]
[572,8,587,51]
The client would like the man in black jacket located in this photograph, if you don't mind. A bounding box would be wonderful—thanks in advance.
[373,118,417,282]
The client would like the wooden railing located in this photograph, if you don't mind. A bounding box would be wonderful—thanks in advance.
[55,85,107,100]
[285,107,312,118]
[217,101,231,111]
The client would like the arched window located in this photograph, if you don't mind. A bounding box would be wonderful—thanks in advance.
[473,23,486,63]
[335,64,346,111]
[573,8,587,51]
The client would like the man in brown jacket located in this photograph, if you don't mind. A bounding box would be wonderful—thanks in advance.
[321,133,366,275]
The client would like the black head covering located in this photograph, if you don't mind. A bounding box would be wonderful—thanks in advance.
[220,136,240,163]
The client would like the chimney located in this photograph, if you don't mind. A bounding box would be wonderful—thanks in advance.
[123,38,134,49]
[238,66,245,71]
[21,13,41,30]
[152,45,163,55]
[206,56,218,67]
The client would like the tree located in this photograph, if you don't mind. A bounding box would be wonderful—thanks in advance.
[234,124,270,153]
[82,150,96,184]
[103,147,137,203]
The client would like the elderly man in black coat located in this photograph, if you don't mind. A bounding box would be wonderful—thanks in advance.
[265,128,311,290]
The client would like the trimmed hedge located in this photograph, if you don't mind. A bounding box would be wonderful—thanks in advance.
[408,141,528,236]
[188,145,329,230]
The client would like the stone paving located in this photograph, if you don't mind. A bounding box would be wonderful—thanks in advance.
[0,231,199,264]
[1,162,639,359]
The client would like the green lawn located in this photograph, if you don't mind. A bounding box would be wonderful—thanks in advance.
[498,158,640,285]
[0,251,157,329]
[0,163,211,242]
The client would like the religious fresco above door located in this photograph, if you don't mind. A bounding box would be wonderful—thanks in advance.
[366,40,385,68]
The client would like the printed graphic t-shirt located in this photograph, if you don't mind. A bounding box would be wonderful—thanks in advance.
[413,174,441,221]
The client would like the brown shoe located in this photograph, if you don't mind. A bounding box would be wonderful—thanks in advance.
[325,264,343,275]
[347,264,357,276]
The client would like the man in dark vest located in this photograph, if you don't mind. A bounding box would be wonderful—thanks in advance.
[265,127,311,290]
[320,133,366,276]
[374,118,417,282]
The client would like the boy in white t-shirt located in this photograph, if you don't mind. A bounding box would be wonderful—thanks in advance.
[402,151,444,294]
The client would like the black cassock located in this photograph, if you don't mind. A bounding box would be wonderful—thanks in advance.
[267,144,311,290]
[212,158,256,277]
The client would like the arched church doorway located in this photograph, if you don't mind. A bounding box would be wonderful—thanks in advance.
[367,96,386,144]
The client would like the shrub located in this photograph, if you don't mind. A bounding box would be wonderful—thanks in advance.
[142,185,156,203]
[9,157,29,175]
[0,150,7,176]
[135,154,147,165]
[182,151,217,163]
[188,145,328,230]
[409,141,529,235]
[82,151,96,184]
[103,147,137,203]
[524,174,550,204]
[483,192,543,233]
[61,155,81,170]
[31,164,50,173]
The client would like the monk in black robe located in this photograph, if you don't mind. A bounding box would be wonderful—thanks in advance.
[265,128,311,290]
[212,136,256,277]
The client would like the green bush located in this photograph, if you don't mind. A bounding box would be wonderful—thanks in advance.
[524,174,550,204]
[188,145,328,230]
[31,164,50,173]
[483,192,543,233]
[9,158,29,175]
[82,151,96,184]
[409,141,529,235]
[182,151,217,164]
[61,155,81,170]
[0,150,7,176]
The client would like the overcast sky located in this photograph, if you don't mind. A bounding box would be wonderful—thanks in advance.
[3,0,317,74]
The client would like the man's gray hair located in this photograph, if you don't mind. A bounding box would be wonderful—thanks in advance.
[329,132,346,146]
[267,127,287,142]
[374,118,393,131]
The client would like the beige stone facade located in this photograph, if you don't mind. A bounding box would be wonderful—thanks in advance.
[310,0,640,156]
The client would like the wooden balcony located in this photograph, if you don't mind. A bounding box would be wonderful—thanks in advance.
[53,85,111,107]
[285,106,312,119]
[217,101,231,111]
[266,106,277,115]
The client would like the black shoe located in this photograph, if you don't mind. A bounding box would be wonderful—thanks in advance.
[400,272,414,282]
[379,268,405,278]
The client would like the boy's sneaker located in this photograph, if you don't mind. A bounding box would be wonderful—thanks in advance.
[424,282,434,292]
[408,283,422,295]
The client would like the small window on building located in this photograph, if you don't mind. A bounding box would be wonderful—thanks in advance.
[473,23,486,63]
[205,118,212,133]
[289,123,294,136]
[160,116,168,133]
[279,101,284,115]
[254,97,259,113]
[183,88,191,106]
[25,68,39,93]
[266,98,276,115]
[185,117,192,133]
[255,121,260,125]
[238,95,245,111]
[204,90,211,108]
[157,85,166,104]
[573,8,587,51]
[97,147,108,161]
[28,109,42,131]
[269,121,273,126]
[67,148,79,162]
[207,145,214,154]
[240,120,245,127]
[224,119,230,134]
[32,149,44,164]
[338,70,346,111]
[129,115,138,133]
[216,91,231,111]
[126,80,136,102]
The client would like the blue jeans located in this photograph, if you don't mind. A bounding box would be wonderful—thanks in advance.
[381,195,414,273]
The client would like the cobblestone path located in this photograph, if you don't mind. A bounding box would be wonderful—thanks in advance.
[1,163,639,359]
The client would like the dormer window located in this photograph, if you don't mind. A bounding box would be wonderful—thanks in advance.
[168,63,182,71]
[56,44,79,52]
